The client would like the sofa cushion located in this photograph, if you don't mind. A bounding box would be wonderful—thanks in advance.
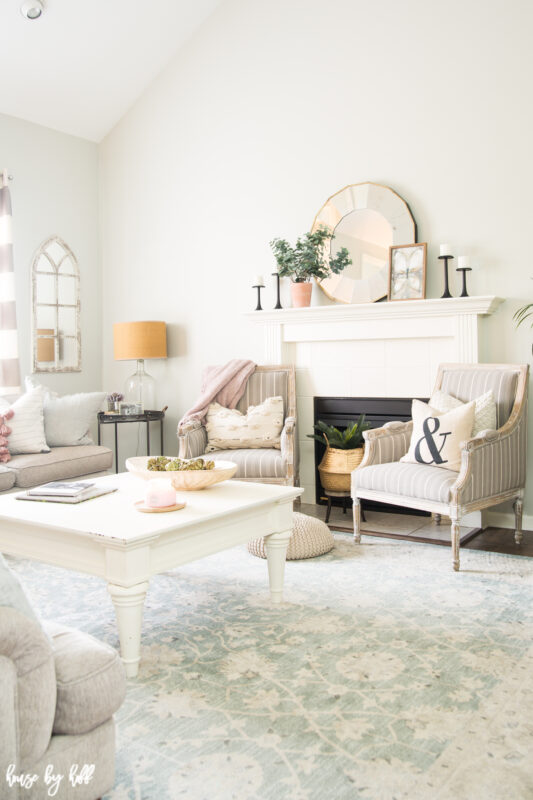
[44,622,126,736]
[353,462,458,504]
[209,448,285,479]
[6,445,113,488]
[0,464,15,491]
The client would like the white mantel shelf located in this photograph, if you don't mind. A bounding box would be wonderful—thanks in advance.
[245,295,503,506]
[245,296,503,325]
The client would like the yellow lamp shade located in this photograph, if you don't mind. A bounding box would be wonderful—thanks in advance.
[113,321,167,361]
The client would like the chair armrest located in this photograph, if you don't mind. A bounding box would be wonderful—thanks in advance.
[452,419,527,505]
[0,607,56,767]
[360,420,413,467]
[177,420,208,458]
[280,416,296,464]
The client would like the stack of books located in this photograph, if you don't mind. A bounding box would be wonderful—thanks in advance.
[18,481,116,504]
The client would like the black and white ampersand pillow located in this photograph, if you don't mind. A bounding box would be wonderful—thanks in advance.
[400,399,476,472]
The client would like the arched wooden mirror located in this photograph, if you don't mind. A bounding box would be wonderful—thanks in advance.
[32,236,81,372]
[312,182,417,304]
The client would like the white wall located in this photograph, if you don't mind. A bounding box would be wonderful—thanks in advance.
[1,112,101,395]
[100,0,533,524]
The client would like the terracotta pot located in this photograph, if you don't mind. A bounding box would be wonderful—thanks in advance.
[318,445,365,493]
[291,281,312,308]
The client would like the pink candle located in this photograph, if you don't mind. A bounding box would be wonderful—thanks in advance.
[145,479,176,508]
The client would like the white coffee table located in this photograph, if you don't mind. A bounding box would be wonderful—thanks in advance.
[0,473,303,676]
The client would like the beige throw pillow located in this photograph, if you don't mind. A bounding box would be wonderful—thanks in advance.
[430,388,497,436]
[206,396,284,452]
[400,399,475,472]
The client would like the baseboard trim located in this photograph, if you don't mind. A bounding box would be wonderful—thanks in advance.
[484,510,533,531]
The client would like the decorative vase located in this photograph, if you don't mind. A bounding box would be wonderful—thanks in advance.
[291,281,313,308]
[318,445,365,493]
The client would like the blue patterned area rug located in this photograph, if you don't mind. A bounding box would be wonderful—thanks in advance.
[8,535,533,800]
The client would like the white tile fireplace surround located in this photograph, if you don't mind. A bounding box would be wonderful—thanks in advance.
[246,296,503,502]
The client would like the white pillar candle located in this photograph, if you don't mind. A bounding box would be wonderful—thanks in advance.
[253,275,265,286]
[439,244,451,256]
[457,256,470,268]
[145,479,176,508]
[272,264,280,274]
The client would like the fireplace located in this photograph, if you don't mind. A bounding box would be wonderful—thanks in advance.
[313,395,429,515]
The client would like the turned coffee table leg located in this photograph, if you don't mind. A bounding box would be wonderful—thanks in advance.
[264,530,291,603]
[107,581,149,678]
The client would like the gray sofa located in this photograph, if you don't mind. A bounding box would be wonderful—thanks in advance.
[1,565,126,799]
[0,446,113,494]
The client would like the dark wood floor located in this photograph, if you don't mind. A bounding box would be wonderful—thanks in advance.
[301,502,533,558]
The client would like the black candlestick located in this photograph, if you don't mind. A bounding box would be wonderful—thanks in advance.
[272,272,282,309]
[253,284,264,311]
[438,254,454,298]
[456,267,472,298]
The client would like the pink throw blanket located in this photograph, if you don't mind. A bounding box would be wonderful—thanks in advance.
[178,359,256,431]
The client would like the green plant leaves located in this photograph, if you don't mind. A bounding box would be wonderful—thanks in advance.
[306,415,372,450]
[270,225,352,282]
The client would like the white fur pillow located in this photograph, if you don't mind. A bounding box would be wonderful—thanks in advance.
[206,396,284,451]
[430,388,497,436]
[0,386,49,454]
[25,378,105,447]
[400,399,475,472]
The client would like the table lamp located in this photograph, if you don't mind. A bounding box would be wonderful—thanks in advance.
[113,321,167,411]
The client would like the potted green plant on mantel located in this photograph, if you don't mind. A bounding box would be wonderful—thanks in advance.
[270,225,351,308]
[308,416,371,492]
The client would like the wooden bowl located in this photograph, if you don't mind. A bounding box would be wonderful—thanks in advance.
[125,456,237,491]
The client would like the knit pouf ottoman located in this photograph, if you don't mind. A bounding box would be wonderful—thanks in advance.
[247,512,334,560]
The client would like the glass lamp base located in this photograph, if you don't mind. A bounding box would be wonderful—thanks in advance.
[124,360,155,411]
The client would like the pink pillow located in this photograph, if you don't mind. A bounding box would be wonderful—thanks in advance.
[0,409,14,463]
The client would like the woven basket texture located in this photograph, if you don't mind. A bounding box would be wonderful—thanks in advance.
[247,512,334,560]
[318,445,364,492]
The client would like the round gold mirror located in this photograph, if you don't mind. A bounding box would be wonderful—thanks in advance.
[312,182,416,304]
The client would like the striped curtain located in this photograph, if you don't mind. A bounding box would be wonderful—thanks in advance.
[0,170,21,396]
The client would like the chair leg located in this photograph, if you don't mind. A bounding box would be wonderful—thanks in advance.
[325,496,332,524]
[513,494,524,545]
[451,518,460,571]
[353,497,361,544]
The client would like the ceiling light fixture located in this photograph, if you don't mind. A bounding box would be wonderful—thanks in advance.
[20,0,44,20]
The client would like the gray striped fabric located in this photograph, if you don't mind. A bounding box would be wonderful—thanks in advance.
[178,424,208,459]
[353,462,457,503]
[363,424,412,466]
[236,371,288,415]
[440,368,518,428]
[0,173,21,396]
[459,416,527,504]
[208,448,285,479]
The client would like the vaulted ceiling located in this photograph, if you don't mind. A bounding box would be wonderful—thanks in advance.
[0,0,222,141]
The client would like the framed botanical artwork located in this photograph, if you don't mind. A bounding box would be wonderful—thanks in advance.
[388,243,427,301]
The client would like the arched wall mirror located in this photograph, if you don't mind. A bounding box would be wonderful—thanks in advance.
[311,182,417,304]
[32,236,81,373]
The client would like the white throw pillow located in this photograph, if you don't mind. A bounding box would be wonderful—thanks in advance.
[206,396,284,451]
[400,399,475,472]
[430,388,497,437]
[25,378,105,447]
[0,386,49,454]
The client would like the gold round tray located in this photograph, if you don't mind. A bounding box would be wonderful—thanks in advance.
[134,500,186,514]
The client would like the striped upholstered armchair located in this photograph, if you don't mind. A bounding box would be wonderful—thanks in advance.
[177,365,299,489]
[352,363,528,571]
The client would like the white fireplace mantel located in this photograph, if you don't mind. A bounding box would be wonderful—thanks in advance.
[245,296,503,365]
[246,295,503,503]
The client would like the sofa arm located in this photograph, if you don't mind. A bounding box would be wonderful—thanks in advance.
[177,420,208,459]
[452,418,527,505]
[0,607,56,769]
[359,420,413,468]
[0,656,19,791]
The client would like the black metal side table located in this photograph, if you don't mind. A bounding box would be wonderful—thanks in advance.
[97,410,165,473]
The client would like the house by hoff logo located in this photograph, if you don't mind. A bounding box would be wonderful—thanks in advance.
[414,416,451,465]
[5,764,95,796]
